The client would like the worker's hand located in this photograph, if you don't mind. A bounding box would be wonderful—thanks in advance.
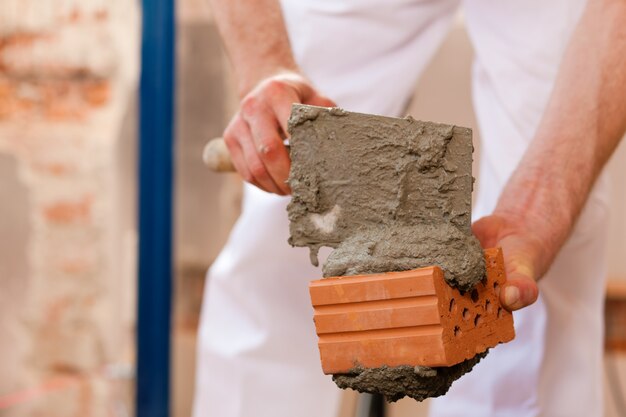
[473,214,543,312]
[223,72,336,195]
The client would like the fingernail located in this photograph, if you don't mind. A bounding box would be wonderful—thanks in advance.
[504,286,520,307]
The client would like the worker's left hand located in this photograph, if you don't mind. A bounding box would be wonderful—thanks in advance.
[472,214,542,312]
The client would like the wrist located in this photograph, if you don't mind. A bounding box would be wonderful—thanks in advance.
[236,64,302,99]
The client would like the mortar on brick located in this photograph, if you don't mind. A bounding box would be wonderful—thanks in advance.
[311,248,514,401]
[287,104,487,401]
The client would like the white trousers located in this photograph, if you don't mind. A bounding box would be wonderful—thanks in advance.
[193,1,611,416]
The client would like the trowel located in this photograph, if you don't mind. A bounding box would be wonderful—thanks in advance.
[203,104,514,402]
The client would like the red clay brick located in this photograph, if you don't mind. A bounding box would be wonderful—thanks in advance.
[42,196,93,224]
[309,247,515,374]
[0,78,106,121]
[82,81,110,107]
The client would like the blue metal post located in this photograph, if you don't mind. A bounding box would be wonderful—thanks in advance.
[136,0,175,416]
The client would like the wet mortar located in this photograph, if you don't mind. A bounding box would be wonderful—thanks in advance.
[286,104,486,402]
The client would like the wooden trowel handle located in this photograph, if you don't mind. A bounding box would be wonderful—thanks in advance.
[202,137,291,173]
[202,138,235,172]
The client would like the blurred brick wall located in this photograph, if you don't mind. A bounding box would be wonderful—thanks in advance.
[0,1,139,416]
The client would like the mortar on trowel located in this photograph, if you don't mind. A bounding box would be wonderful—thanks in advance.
[204,104,515,402]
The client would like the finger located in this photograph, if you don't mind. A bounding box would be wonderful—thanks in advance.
[269,90,338,138]
[472,215,505,248]
[223,120,257,187]
[235,118,284,194]
[262,77,337,136]
[500,274,539,311]
[263,80,301,136]
[242,105,291,194]
[306,94,337,108]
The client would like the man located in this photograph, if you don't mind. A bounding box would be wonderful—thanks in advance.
[193,0,626,416]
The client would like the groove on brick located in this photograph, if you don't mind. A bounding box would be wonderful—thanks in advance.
[318,331,447,371]
[313,295,440,334]
[309,267,439,306]
[313,295,438,314]
[318,324,443,344]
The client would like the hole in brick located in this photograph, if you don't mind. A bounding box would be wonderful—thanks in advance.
[454,326,461,337]
[463,308,471,321]
[486,299,493,313]
[494,282,500,297]
[449,298,456,312]
[471,289,479,303]
[480,275,488,287]
[474,314,482,327]
[498,307,504,318]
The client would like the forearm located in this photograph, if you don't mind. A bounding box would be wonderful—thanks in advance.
[209,1,335,194]
[496,0,626,276]
[208,0,299,96]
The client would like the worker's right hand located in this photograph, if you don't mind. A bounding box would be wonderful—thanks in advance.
[223,72,336,195]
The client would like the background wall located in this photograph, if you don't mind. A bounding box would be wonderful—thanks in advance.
[0,1,139,415]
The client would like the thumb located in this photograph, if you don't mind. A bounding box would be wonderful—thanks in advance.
[501,265,539,311]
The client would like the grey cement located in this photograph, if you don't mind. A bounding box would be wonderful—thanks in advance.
[333,354,486,402]
[286,104,486,401]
